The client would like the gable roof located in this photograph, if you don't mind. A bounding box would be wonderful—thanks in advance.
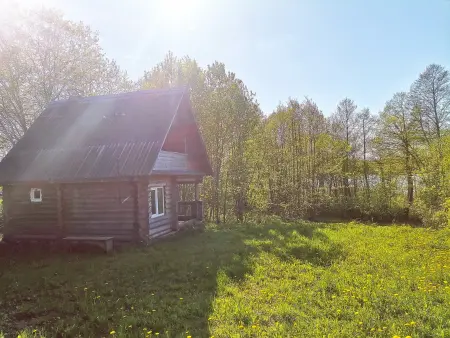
[0,87,206,183]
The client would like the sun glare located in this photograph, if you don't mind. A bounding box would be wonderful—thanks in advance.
[155,0,205,29]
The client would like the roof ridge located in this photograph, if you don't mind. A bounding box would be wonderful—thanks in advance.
[6,141,157,155]
[48,86,187,106]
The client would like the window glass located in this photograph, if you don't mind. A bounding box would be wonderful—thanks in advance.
[157,187,164,214]
[30,188,42,202]
[151,189,156,214]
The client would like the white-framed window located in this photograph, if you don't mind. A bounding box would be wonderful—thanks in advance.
[30,188,42,202]
[150,187,165,218]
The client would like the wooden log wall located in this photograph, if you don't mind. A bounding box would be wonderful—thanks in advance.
[3,178,182,242]
[148,177,175,238]
[3,184,59,236]
[136,180,150,241]
[62,182,137,241]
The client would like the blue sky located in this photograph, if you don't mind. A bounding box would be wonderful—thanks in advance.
[11,0,450,115]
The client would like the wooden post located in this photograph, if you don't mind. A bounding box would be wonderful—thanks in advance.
[56,184,64,237]
[171,177,179,231]
[194,182,199,201]
[194,182,202,221]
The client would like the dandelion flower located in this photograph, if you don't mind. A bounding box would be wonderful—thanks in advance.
[393,335,401,338]
[110,330,116,335]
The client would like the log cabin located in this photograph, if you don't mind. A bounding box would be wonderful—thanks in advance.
[0,87,212,243]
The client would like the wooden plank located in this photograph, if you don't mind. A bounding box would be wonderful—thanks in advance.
[63,236,113,241]
[63,236,114,253]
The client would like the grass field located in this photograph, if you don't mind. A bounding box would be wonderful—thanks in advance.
[1,219,450,337]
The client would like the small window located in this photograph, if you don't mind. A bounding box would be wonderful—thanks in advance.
[150,187,165,218]
[30,188,42,202]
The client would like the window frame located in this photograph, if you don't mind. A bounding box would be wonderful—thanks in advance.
[30,188,42,203]
[150,186,165,218]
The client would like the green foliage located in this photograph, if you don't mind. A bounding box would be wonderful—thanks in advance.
[2,221,450,337]
[0,8,133,149]
[1,6,450,226]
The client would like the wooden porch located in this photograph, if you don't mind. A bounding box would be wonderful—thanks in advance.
[177,180,203,222]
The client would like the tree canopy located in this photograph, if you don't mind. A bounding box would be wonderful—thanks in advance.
[1,8,450,227]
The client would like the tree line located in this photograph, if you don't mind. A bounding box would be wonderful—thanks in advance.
[1,9,449,226]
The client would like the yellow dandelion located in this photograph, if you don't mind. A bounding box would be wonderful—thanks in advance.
[252,325,257,329]
[155,333,160,336]
[187,336,192,338]
[147,331,152,335]
[393,335,401,338]
[405,336,412,338]
[110,330,116,335]
[239,325,244,329]
[410,321,416,325]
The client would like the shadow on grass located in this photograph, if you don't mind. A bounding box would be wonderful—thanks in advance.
[0,219,344,337]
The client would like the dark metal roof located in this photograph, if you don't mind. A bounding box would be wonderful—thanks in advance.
[0,88,187,183]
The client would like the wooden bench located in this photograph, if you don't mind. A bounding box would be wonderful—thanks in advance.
[63,236,114,253]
